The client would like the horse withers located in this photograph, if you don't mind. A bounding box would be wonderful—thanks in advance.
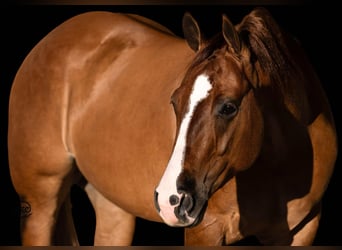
[8,7,337,246]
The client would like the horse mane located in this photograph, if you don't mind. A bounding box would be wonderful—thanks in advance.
[237,7,298,90]
[238,7,312,123]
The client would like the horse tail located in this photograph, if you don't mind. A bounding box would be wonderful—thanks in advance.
[53,194,79,246]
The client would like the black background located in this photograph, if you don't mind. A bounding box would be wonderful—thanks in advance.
[1,2,340,246]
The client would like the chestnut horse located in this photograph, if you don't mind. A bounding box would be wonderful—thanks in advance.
[8,7,337,246]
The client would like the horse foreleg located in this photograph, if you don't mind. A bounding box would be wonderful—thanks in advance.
[85,183,135,246]
[290,207,321,246]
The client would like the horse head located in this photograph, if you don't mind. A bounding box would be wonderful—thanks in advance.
[154,8,292,227]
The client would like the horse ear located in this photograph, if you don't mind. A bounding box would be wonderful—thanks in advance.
[222,14,241,53]
[182,12,202,52]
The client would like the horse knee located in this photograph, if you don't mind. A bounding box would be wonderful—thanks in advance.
[85,183,135,245]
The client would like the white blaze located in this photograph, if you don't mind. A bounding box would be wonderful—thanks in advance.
[156,74,212,224]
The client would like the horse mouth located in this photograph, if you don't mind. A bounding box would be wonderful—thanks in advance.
[187,201,207,227]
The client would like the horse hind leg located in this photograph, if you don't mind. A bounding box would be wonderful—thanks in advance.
[53,180,80,245]
[9,144,80,245]
[84,183,136,245]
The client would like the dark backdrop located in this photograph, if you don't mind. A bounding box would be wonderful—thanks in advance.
[1,3,340,246]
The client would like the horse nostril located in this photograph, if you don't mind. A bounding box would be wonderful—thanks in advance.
[173,193,194,223]
[169,194,180,205]
[181,194,194,212]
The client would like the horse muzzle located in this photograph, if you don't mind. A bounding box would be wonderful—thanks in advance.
[154,190,205,227]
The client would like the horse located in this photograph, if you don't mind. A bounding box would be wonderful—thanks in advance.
[8,7,337,246]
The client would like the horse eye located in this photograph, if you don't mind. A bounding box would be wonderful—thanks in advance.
[218,102,237,118]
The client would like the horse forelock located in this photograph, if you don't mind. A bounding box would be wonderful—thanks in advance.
[190,34,226,70]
